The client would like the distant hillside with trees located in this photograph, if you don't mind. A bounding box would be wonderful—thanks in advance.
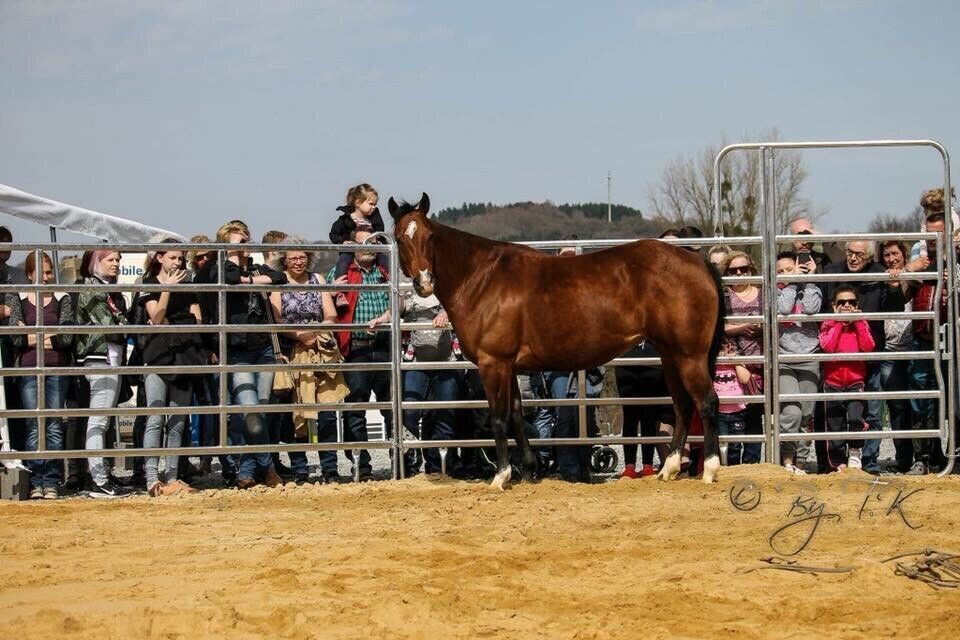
[432,201,662,241]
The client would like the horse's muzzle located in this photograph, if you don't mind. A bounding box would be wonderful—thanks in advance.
[413,270,435,297]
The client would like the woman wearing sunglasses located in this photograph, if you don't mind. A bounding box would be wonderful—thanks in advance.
[719,251,763,464]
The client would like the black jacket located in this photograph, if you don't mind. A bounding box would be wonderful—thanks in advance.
[329,206,385,244]
[193,257,286,353]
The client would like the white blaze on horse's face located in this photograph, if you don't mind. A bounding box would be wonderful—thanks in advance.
[415,268,434,296]
[405,220,417,239]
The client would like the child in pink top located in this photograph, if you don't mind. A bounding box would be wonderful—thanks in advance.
[714,338,753,465]
[819,286,876,471]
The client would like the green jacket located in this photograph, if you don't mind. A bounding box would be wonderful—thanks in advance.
[74,277,127,364]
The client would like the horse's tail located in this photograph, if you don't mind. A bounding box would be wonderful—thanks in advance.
[705,258,725,377]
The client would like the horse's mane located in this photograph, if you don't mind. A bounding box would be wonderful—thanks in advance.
[392,200,420,217]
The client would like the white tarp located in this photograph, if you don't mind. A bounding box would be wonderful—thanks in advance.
[0,182,184,243]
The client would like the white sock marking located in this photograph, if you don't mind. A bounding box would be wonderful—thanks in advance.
[703,455,721,484]
[490,466,512,491]
[657,451,682,481]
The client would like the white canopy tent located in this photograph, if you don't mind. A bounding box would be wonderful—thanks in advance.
[0,182,184,469]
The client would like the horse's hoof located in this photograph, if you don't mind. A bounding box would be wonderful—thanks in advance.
[702,455,721,484]
[657,451,682,481]
[489,466,512,491]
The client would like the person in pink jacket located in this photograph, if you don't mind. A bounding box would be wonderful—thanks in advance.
[819,287,876,472]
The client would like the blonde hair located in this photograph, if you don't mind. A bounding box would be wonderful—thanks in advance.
[920,187,954,214]
[216,221,249,244]
[346,183,378,207]
[91,250,121,282]
[706,244,731,262]
[262,230,287,244]
[187,234,211,267]
[720,250,756,275]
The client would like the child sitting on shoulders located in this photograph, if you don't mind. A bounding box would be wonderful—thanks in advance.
[329,183,387,309]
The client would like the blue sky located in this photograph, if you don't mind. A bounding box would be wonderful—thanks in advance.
[1,0,958,245]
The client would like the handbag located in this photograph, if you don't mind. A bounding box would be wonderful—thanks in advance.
[261,284,295,396]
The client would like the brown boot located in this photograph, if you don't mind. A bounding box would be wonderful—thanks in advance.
[237,477,257,490]
[263,467,283,488]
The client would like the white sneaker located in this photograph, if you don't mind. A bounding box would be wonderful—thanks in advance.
[783,463,807,476]
[847,448,862,470]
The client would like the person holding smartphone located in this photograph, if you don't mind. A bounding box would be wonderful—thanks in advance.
[137,239,207,496]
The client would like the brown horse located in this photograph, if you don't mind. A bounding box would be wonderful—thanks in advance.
[389,193,726,488]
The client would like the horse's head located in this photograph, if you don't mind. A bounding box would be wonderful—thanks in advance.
[388,192,436,297]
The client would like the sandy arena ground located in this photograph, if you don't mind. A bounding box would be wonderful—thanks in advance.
[1,464,959,639]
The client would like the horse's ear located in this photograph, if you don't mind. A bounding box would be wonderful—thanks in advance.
[417,193,430,216]
[387,197,400,220]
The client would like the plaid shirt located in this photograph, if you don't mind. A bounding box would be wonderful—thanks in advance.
[328,264,389,339]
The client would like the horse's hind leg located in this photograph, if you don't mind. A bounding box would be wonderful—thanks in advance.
[678,354,722,484]
[657,358,694,481]
[478,359,514,491]
[509,375,537,482]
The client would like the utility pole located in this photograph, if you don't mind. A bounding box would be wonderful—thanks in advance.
[607,170,612,223]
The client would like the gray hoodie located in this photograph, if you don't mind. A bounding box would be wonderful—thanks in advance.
[777,283,822,354]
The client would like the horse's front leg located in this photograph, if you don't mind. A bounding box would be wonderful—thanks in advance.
[657,359,692,481]
[478,358,514,491]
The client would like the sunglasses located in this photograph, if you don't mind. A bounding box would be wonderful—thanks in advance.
[727,265,753,275]
[835,298,859,308]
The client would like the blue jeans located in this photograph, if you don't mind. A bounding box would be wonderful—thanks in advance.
[526,373,555,466]
[860,362,884,472]
[547,371,597,482]
[343,343,393,475]
[402,369,459,473]
[20,375,65,489]
[908,337,947,464]
[227,344,276,480]
[718,409,748,466]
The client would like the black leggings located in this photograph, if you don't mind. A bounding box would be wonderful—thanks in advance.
[615,366,674,467]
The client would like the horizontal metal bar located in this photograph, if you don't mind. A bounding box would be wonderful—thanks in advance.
[400,395,764,410]
[397,355,768,370]
[0,283,391,293]
[778,232,938,243]
[721,139,945,152]
[0,361,391,377]
[2,429,944,460]
[520,237,762,250]
[779,311,935,322]
[780,271,940,283]
[780,391,942,402]
[0,442,394,461]
[0,322,391,335]
[1,401,392,419]
[778,351,937,363]
[0,241,391,253]
[779,430,942,442]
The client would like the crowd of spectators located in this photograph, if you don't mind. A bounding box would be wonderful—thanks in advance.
[1,186,957,499]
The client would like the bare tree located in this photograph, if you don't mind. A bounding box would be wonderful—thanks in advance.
[867,208,922,234]
[647,128,819,236]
